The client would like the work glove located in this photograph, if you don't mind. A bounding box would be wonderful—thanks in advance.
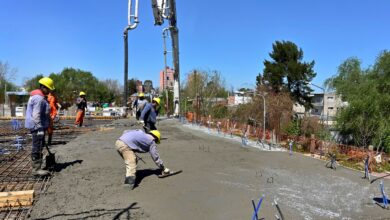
[37,130,45,137]
[162,167,170,175]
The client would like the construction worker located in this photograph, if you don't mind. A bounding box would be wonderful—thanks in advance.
[25,77,54,177]
[75,91,87,127]
[115,129,170,189]
[136,93,147,120]
[47,91,60,145]
[141,97,160,132]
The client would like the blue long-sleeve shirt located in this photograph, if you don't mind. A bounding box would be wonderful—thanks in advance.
[25,89,50,131]
[118,129,163,167]
[140,103,157,124]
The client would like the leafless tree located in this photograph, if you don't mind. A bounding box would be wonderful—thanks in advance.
[0,61,17,82]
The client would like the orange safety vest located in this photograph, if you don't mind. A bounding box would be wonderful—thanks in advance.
[47,93,58,119]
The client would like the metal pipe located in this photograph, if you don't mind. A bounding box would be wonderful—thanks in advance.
[170,27,180,116]
[167,0,180,116]
[123,30,129,107]
[123,0,140,106]
[251,200,258,220]
[274,199,285,220]
[127,0,139,30]
[161,0,170,19]
[162,27,170,115]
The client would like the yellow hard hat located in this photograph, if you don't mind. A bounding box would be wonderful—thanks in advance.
[149,130,161,144]
[138,93,145,97]
[79,91,86,96]
[38,77,55,90]
[153,97,161,105]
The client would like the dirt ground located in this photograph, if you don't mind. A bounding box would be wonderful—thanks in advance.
[29,118,390,220]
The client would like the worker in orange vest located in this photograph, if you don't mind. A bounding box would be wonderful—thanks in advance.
[75,91,87,127]
[47,91,60,145]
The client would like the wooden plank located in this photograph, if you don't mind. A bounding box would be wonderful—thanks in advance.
[0,190,34,208]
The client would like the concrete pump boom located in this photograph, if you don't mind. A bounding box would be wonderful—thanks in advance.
[123,0,181,116]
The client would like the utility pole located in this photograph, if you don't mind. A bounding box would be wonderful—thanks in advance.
[123,31,129,107]
[162,28,170,116]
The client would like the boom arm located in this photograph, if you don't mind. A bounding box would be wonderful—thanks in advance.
[123,0,181,115]
[167,0,181,116]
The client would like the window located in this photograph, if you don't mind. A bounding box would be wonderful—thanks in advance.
[328,107,334,110]
[166,76,169,80]
[327,96,334,99]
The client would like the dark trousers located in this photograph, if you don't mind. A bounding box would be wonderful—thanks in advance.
[144,122,157,133]
[31,130,45,161]
[136,110,141,120]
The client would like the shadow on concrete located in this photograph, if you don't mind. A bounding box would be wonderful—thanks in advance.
[134,169,161,189]
[51,159,83,172]
[48,141,68,146]
[35,203,139,220]
[373,197,390,209]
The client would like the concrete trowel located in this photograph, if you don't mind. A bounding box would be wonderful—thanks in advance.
[158,170,182,178]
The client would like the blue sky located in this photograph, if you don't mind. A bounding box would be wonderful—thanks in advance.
[0,0,389,92]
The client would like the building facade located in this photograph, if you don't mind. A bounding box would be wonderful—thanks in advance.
[293,92,347,124]
[136,80,143,93]
[228,91,252,106]
[159,67,175,91]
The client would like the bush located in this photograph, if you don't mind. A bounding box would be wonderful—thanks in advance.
[283,119,300,136]
[210,104,228,119]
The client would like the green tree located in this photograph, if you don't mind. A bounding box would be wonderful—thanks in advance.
[326,51,390,150]
[258,41,316,108]
[127,78,138,96]
[159,90,174,116]
[182,69,228,117]
[24,74,45,92]
[24,68,121,105]
[102,79,122,104]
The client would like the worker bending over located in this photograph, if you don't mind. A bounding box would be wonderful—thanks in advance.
[115,129,169,189]
[75,91,87,127]
[140,97,160,132]
[25,77,54,177]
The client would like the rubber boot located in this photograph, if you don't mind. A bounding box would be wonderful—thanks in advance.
[32,160,50,177]
[124,176,136,189]
[47,135,52,146]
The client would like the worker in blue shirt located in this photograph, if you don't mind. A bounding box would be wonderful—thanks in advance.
[140,97,160,132]
[115,129,170,189]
